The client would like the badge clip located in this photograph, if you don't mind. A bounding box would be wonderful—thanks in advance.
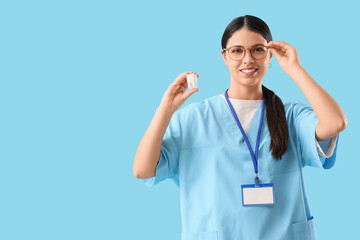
[254,174,260,187]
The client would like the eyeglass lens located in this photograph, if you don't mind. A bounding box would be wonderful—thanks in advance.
[229,46,268,60]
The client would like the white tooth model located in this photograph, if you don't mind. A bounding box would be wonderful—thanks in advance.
[186,73,198,89]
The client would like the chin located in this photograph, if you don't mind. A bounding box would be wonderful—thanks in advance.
[238,78,262,87]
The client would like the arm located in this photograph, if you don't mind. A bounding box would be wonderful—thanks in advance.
[287,66,347,141]
[133,71,199,179]
[133,106,173,179]
[266,41,348,141]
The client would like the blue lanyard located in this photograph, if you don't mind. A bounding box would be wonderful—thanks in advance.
[224,89,265,186]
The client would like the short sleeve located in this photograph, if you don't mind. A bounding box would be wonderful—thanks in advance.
[316,134,338,158]
[291,102,340,169]
[143,111,181,187]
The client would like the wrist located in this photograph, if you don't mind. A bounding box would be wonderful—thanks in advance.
[157,104,174,118]
[286,65,304,77]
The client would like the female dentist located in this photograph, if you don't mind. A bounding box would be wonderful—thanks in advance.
[133,15,347,240]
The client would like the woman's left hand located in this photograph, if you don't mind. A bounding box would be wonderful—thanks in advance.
[266,41,302,73]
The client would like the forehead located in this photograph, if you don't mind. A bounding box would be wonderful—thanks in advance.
[226,28,267,48]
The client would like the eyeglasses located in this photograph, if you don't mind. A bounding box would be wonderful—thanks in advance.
[223,45,269,61]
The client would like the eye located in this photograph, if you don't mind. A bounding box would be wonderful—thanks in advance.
[254,47,265,52]
[231,47,244,53]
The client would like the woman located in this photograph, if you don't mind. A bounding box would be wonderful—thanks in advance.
[133,15,347,240]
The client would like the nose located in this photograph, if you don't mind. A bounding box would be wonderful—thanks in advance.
[243,49,255,63]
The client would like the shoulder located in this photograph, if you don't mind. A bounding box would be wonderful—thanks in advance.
[282,101,317,132]
[283,101,313,118]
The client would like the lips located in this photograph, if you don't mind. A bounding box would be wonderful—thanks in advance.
[240,67,258,71]
[239,68,258,76]
[240,69,257,73]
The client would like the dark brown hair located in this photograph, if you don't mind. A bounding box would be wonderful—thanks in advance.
[221,15,288,160]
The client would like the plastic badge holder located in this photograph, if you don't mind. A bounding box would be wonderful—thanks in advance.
[186,73,198,89]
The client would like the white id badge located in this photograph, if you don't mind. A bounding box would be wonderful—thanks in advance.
[241,183,275,206]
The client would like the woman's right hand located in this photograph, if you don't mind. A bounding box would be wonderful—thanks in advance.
[159,71,199,114]
[134,71,198,179]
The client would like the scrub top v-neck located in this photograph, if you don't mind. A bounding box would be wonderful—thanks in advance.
[143,94,340,240]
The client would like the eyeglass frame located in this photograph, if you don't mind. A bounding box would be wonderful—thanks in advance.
[222,44,270,61]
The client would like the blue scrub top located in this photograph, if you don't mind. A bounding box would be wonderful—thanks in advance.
[143,94,339,240]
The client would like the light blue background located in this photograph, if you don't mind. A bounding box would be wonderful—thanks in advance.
[0,0,358,239]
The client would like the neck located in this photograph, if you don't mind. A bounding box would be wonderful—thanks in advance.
[226,82,263,100]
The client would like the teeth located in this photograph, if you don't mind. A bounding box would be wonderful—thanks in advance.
[241,69,257,73]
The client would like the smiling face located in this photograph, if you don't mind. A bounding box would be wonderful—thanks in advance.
[221,28,272,88]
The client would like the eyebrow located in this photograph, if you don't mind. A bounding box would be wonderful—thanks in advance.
[228,43,266,48]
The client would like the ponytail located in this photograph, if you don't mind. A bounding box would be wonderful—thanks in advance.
[262,85,288,160]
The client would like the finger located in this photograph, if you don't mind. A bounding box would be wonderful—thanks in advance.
[267,41,289,47]
[180,86,187,92]
[269,47,283,59]
[267,45,286,53]
[181,80,188,89]
[182,88,199,100]
[168,77,188,95]
[172,72,192,86]
[267,41,290,51]
[173,71,199,86]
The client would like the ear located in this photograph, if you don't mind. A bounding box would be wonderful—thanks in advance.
[221,49,228,65]
[268,51,273,65]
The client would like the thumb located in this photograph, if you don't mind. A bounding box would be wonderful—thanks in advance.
[183,88,199,100]
[269,48,282,60]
